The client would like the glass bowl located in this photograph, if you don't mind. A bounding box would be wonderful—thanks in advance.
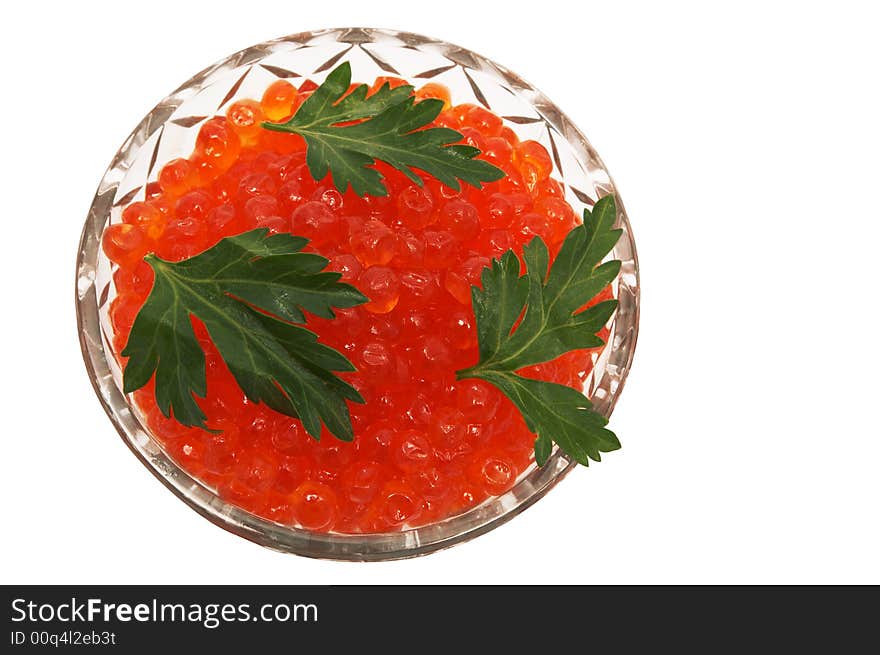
[75,27,640,560]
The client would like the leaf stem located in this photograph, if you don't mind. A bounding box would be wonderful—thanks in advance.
[455,365,484,380]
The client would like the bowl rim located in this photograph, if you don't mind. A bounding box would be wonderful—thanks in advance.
[75,26,640,561]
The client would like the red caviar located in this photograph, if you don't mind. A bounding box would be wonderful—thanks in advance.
[103,78,612,534]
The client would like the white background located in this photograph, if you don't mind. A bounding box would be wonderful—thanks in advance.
[1,1,877,584]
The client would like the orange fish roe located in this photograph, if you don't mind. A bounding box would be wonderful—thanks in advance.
[102,78,612,534]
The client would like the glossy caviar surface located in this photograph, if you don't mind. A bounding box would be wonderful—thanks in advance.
[102,76,612,533]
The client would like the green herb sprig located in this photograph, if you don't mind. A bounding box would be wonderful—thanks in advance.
[262,62,505,196]
[457,195,623,466]
[121,229,367,440]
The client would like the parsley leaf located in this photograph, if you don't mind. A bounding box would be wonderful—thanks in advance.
[262,62,505,196]
[457,195,623,465]
[121,229,367,441]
